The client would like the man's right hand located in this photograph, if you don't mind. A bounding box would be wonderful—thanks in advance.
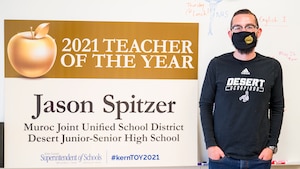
[208,146,225,160]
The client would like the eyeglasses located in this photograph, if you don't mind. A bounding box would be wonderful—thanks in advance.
[231,24,258,33]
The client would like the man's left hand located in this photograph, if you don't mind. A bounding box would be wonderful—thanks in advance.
[258,147,273,160]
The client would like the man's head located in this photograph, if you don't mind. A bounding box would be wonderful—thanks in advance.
[230,9,259,30]
[228,9,262,54]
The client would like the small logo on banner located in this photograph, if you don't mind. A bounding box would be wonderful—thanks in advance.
[7,23,57,78]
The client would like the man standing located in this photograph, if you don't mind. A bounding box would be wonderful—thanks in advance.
[199,9,284,169]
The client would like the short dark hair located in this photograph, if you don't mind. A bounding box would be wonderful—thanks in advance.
[230,9,259,28]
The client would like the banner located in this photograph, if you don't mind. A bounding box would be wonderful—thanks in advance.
[4,20,198,168]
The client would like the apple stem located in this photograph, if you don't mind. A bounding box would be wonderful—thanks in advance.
[30,27,34,39]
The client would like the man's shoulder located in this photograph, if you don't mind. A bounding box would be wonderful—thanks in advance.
[215,52,233,59]
[255,52,282,65]
[210,52,233,63]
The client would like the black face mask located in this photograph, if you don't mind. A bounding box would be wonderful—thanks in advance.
[232,31,257,54]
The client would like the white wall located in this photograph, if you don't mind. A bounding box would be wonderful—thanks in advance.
[1,0,300,165]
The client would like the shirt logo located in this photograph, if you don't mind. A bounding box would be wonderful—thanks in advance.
[225,77,265,92]
[241,68,250,75]
[239,91,250,102]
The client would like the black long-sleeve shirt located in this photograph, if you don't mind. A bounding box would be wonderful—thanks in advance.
[199,52,284,160]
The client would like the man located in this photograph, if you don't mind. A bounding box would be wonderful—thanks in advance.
[199,9,284,169]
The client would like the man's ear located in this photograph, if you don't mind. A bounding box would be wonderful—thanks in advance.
[256,28,262,39]
[228,30,233,39]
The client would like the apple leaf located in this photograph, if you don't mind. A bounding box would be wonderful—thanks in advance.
[34,23,50,38]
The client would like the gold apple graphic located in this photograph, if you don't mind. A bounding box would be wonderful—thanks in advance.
[7,23,57,78]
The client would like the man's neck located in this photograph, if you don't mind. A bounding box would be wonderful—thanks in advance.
[233,50,256,61]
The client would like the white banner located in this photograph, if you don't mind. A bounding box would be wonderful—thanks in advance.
[4,20,199,168]
[5,79,198,167]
